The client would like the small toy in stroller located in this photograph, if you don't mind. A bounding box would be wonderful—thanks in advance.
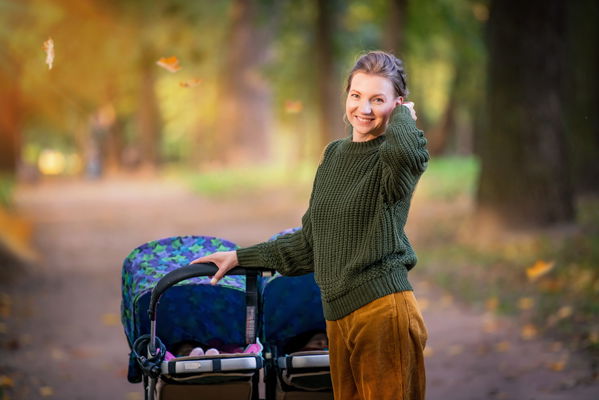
[121,235,271,400]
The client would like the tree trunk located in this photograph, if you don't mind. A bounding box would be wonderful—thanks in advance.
[315,0,345,151]
[384,0,408,54]
[563,0,599,195]
[136,57,162,170]
[476,0,574,228]
[0,57,21,175]
[215,0,274,165]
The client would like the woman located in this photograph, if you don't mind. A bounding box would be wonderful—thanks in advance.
[192,50,429,400]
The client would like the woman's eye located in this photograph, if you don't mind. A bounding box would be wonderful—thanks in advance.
[373,98,384,104]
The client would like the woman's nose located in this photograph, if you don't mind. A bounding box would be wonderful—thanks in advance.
[358,100,372,114]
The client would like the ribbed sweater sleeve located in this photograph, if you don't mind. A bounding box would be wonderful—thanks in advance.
[380,105,429,203]
[236,207,314,275]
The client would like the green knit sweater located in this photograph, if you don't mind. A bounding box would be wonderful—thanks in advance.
[237,105,429,320]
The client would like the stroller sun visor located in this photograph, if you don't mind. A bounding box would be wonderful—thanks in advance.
[121,235,247,350]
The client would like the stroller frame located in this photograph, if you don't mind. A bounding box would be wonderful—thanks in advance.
[134,262,274,400]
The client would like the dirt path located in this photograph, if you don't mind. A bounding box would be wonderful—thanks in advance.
[0,177,597,399]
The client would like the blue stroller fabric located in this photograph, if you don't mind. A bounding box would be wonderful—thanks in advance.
[262,228,326,350]
[121,235,248,352]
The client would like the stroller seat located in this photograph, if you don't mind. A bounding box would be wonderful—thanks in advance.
[121,235,267,400]
[262,228,333,399]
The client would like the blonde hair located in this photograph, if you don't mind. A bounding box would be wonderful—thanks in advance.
[345,51,408,98]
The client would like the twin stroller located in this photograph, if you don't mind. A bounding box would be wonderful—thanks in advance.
[121,230,333,400]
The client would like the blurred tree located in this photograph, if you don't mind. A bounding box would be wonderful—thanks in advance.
[383,0,407,53]
[215,0,281,165]
[315,0,346,148]
[477,0,574,228]
[563,0,599,195]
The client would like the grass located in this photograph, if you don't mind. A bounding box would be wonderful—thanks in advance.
[176,161,316,198]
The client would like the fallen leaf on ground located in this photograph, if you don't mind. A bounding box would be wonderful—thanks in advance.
[485,296,499,312]
[526,260,555,281]
[101,313,120,326]
[0,293,12,318]
[42,38,54,69]
[423,347,434,357]
[447,344,464,356]
[126,392,143,400]
[0,375,14,388]
[521,324,538,340]
[547,360,567,372]
[39,386,54,396]
[156,56,181,72]
[517,297,534,310]
[495,341,511,352]
[179,78,202,88]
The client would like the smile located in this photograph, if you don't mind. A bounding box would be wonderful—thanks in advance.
[355,115,374,123]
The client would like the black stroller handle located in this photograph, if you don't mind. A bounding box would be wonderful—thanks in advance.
[148,263,270,321]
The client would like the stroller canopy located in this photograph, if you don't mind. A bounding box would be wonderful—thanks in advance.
[121,235,247,349]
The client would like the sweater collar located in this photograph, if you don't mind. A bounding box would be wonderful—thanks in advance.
[338,135,385,154]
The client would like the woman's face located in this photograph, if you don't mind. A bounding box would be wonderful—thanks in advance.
[346,72,402,141]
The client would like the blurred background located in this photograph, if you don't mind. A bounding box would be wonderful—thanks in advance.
[0,0,598,399]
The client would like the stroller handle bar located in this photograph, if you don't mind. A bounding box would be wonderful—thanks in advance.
[148,263,274,321]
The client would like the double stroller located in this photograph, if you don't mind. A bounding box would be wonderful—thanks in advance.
[121,231,333,400]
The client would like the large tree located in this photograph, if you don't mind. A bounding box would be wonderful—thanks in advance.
[477,0,574,228]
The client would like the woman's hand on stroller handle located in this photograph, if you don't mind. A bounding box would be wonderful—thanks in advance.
[190,251,239,285]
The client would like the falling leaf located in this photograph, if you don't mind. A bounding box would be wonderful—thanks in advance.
[517,297,534,311]
[179,78,202,88]
[495,341,511,352]
[156,56,181,73]
[521,324,538,340]
[526,260,555,281]
[284,100,303,114]
[42,38,54,70]
[101,313,119,326]
[0,375,14,388]
[39,386,54,396]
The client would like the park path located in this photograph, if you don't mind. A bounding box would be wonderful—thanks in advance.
[0,177,597,400]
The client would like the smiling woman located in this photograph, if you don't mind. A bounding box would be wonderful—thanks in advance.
[191,50,429,400]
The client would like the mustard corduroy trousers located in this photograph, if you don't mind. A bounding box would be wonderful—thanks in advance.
[325,291,428,400]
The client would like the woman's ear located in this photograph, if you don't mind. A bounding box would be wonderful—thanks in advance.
[396,97,404,106]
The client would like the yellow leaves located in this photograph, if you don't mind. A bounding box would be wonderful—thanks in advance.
[0,375,14,388]
[526,260,555,281]
[101,313,120,326]
[520,323,538,340]
[495,341,511,352]
[179,79,202,88]
[156,56,181,73]
[39,386,54,397]
[517,297,534,311]
[42,38,54,70]
[485,296,499,312]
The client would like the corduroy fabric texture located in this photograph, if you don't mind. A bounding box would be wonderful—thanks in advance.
[326,291,428,400]
[237,105,429,320]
